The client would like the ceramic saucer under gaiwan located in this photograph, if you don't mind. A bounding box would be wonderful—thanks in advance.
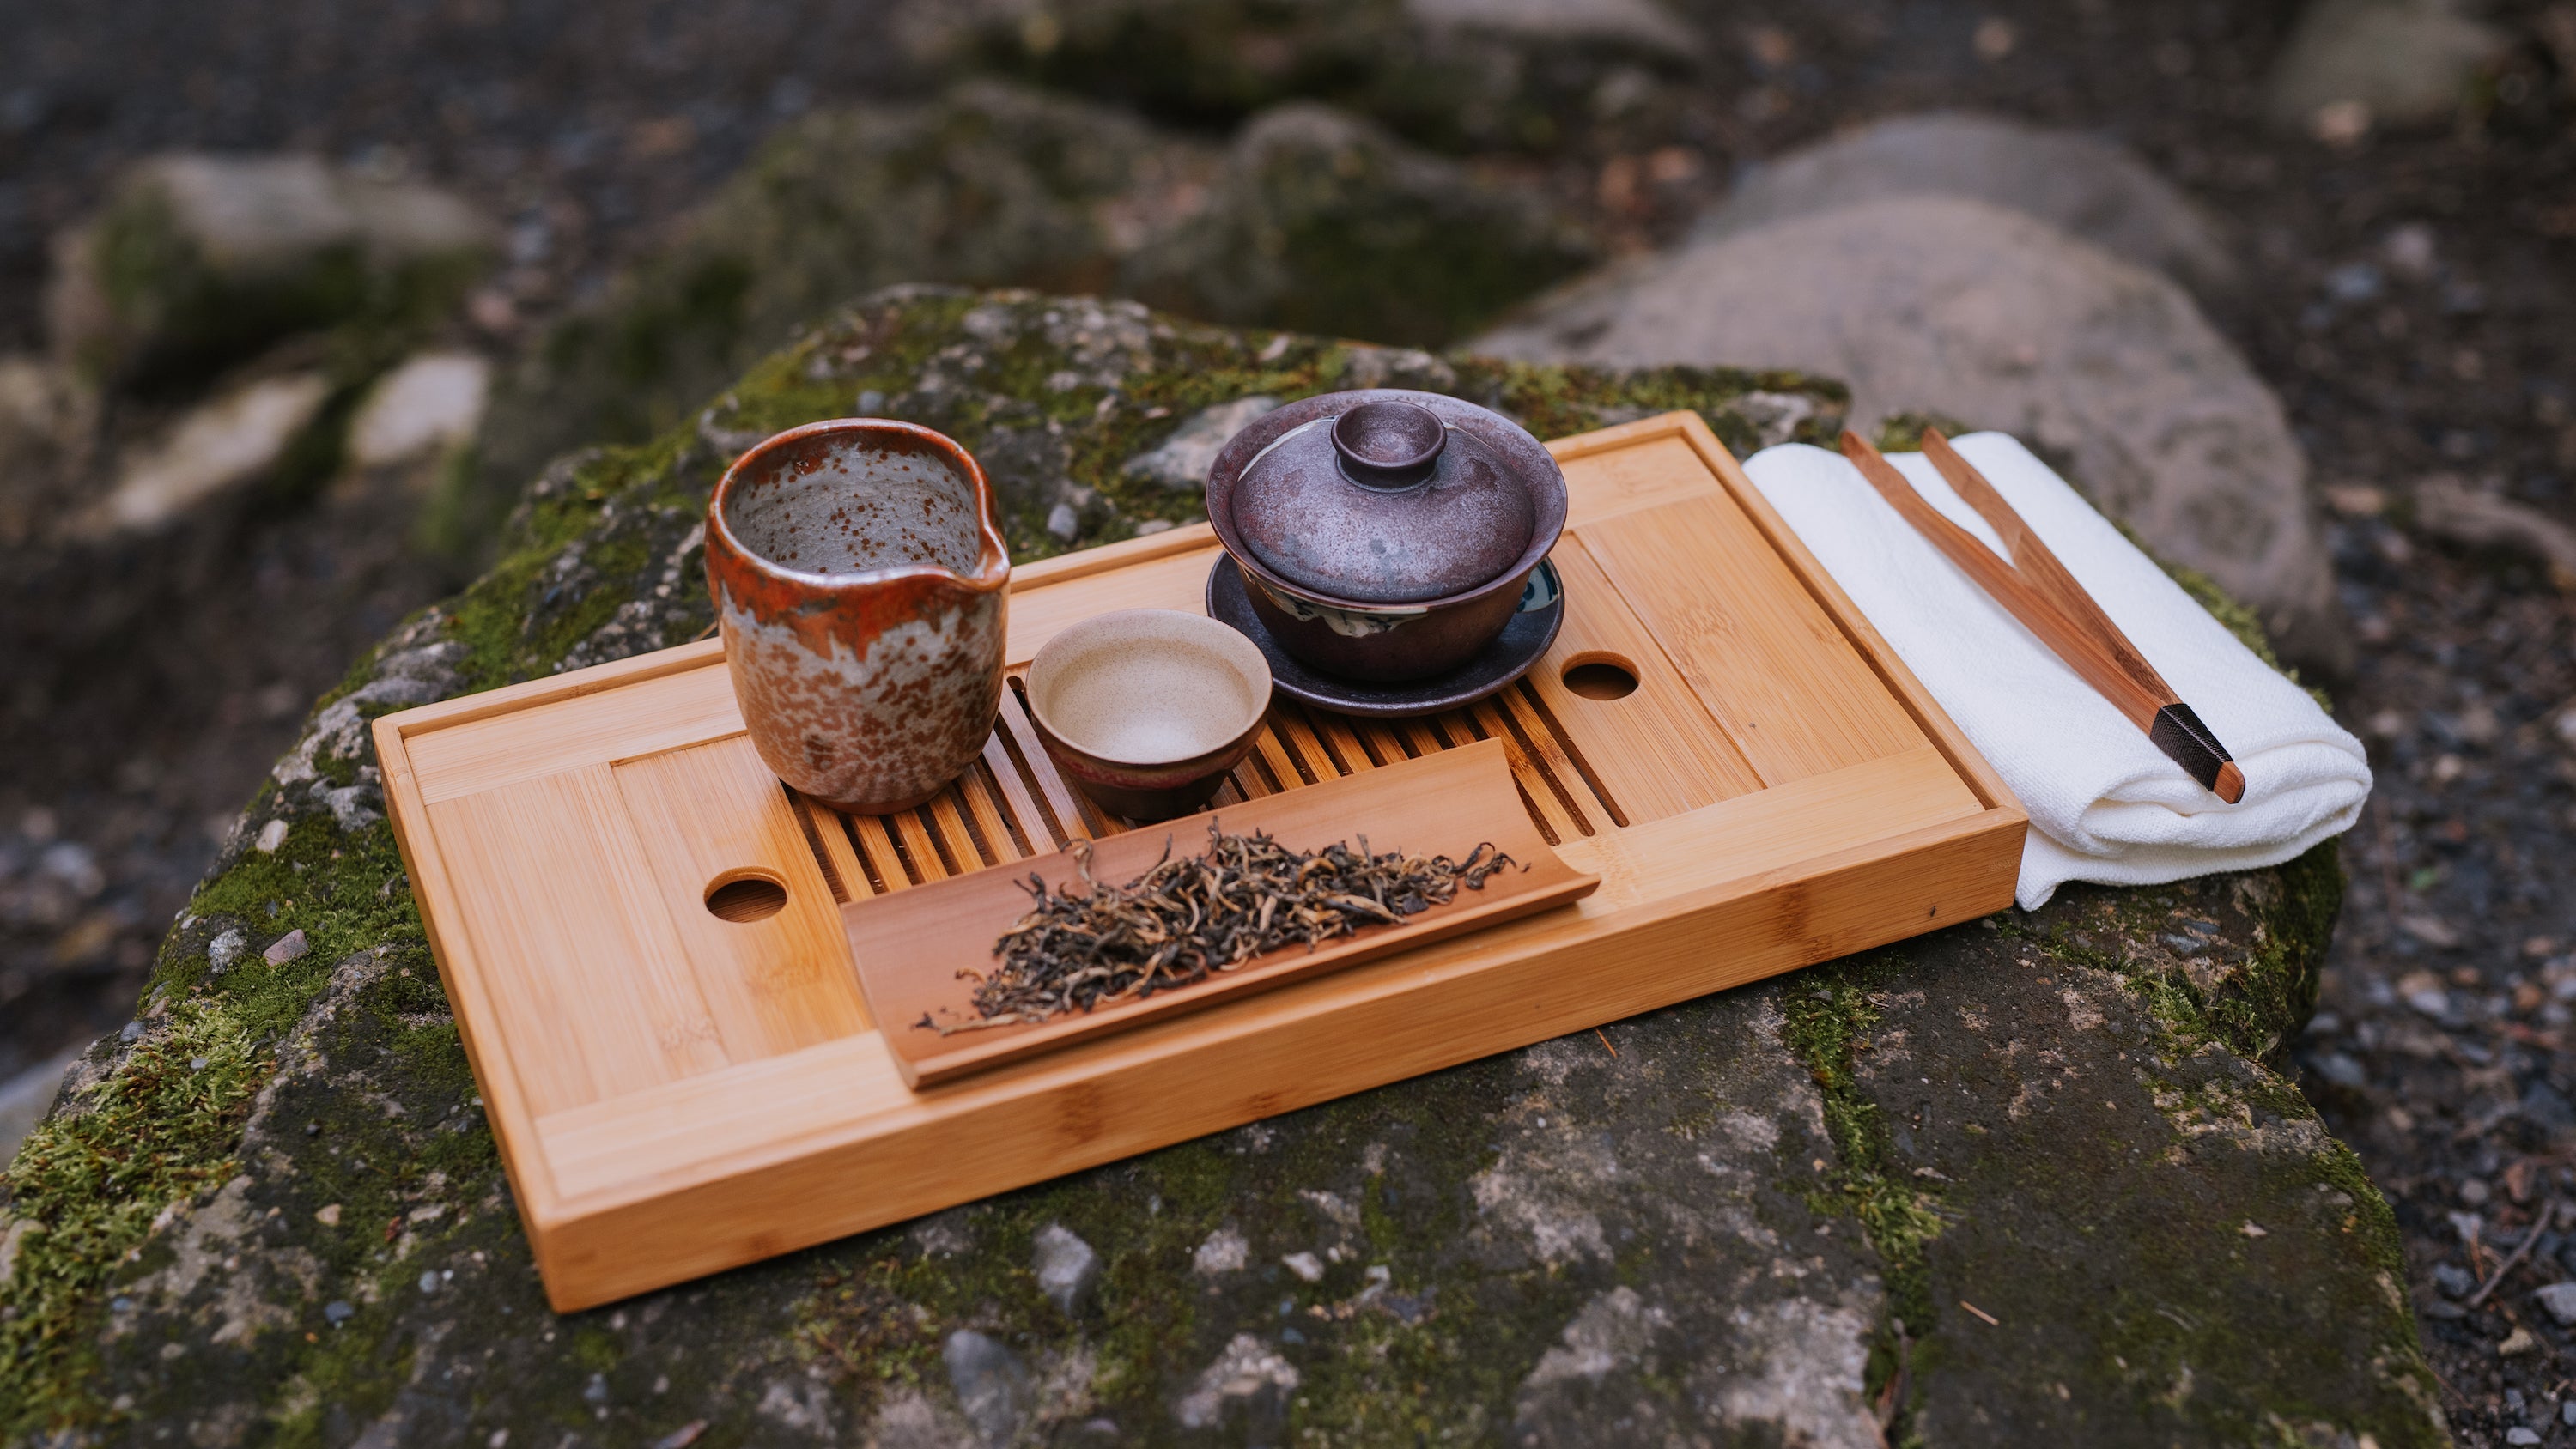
[1206,554,1564,719]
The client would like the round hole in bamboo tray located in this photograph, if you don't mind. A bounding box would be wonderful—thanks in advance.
[704,870,790,923]
[1560,654,1640,700]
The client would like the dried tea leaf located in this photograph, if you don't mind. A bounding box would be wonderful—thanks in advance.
[924,825,1519,1031]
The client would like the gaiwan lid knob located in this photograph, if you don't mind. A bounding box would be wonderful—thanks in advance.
[1233,398,1538,604]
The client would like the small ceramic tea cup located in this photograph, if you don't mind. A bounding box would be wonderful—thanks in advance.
[1024,609,1273,822]
[707,419,1011,815]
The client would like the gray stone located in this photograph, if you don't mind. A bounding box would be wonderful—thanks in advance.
[1469,195,2347,673]
[207,927,247,973]
[1405,0,1700,60]
[942,1330,1030,1447]
[2265,0,2507,136]
[1191,1225,1249,1275]
[2536,1281,2576,1325]
[1172,1333,1300,1433]
[1121,395,1279,492]
[36,840,101,898]
[1694,112,2241,304]
[45,153,494,388]
[893,0,1703,154]
[2414,473,2576,587]
[2433,1261,2476,1297]
[1032,1222,1099,1314]
[348,351,490,470]
[74,371,331,539]
[0,355,97,548]
[1123,102,1593,349]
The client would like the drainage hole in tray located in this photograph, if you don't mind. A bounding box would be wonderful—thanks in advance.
[1562,655,1639,701]
[705,871,790,923]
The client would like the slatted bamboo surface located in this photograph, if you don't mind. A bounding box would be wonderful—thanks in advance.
[848,739,1601,1088]
[375,411,2026,1310]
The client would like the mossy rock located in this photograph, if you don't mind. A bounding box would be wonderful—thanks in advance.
[1121,104,1595,350]
[449,83,1206,551]
[895,0,1705,154]
[0,289,2439,1448]
[47,155,494,396]
[449,85,1600,567]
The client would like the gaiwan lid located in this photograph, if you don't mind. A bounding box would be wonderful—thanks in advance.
[1230,397,1538,604]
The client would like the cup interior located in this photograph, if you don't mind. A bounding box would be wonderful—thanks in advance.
[723,429,984,577]
[1028,611,1272,765]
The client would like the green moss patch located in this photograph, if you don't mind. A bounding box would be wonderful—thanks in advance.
[0,1001,273,1435]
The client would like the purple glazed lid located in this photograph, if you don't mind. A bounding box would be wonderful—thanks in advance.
[1224,394,1544,604]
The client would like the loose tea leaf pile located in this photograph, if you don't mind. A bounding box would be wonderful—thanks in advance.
[933,825,1521,1031]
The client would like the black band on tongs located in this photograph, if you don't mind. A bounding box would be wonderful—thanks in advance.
[2149,701,2233,793]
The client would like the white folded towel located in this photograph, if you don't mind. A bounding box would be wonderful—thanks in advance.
[1740,433,2371,910]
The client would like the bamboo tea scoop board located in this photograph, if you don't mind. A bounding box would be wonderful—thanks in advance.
[851,738,1599,1088]
[375,410,2026,1311]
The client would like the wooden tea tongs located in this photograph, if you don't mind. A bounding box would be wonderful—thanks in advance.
[1837,428,2246,803]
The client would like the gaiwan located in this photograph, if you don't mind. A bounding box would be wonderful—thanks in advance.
[1205,391,1568,682]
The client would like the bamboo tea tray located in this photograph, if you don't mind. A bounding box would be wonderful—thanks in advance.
[376,412,2026,1310]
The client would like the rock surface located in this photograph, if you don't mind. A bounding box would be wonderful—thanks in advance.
[895,0,1703,151]
[0,355,97,547]
[1121,396,1280,492]
[346,353,491,472]
[454,82,1205,549]
[0,291,2431,1446]
[459,84,1588,562]
[44,154,494,390]
[2265,0,2508,135]
[1471,194,2348,675]
[76,372,331,538]
[1123,102,1593,347]
[1693,112,2244,306]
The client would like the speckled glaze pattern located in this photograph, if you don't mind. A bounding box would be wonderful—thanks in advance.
[706,419,1010,814]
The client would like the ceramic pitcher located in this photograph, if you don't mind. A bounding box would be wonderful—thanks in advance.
[705,419,1010,814]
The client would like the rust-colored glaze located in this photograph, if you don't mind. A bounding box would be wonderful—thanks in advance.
[707,420,1012,814]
